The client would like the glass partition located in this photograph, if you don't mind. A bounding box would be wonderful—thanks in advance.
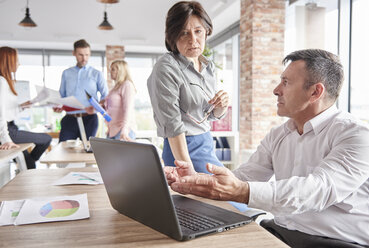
[351,0,369,123]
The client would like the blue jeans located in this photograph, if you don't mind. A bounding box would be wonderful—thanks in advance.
[7,121,52,169]
[162,132,223,173]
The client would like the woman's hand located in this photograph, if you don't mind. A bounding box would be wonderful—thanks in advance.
[0,142,19,150]
[19,100,32,110]
[209,90,229,118]
[120,130,133,142]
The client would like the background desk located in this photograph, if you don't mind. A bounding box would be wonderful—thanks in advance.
[0,143,34,171]
[40,142,96,166]
[0,168,288,247]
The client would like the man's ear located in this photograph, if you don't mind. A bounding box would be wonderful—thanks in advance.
[310,82,325,103]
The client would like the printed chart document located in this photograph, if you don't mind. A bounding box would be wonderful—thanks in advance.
[30,86,85,110]
[0,194,89,226]
[53,172,103,185]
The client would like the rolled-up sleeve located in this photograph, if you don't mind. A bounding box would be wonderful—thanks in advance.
[147,60,186,138]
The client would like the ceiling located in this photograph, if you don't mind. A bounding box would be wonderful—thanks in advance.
[0,0,240,53]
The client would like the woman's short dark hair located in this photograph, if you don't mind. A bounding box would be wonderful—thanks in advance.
[165,1,213,53]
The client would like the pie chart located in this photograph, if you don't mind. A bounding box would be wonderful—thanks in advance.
[40,200,80,218]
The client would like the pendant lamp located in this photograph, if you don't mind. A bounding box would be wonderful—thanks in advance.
[98,5,113,30]
[97,0,119,3]
[19,0,37,27]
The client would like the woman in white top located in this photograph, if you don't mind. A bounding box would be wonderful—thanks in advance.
[0,46,51,169]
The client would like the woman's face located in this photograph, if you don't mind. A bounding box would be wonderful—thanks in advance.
[110,64,118,81]
[176,15,206,59]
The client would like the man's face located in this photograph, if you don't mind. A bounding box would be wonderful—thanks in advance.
[273,60,312,120]
[73,47,90,68]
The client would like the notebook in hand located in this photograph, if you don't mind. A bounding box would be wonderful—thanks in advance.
[90,137,252,241]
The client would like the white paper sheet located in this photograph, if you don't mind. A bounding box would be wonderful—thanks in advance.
[53,172,103,185]
[0,200,25,226]
[14,194,90,225]
[47,96,85,109]
[30,86,85,109]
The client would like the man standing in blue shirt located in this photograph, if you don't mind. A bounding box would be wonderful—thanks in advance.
[55,39,108,142]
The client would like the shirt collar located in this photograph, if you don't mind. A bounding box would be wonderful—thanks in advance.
[284,104,339,135]
[307,104,339,135]
[173,52,210,71]
[75,64,90,70]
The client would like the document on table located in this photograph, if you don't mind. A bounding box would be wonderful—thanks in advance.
[0,194,89,226]
[53,172,103,185]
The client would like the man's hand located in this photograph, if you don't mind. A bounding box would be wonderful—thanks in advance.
[0,142,19,150]
[171,163,250,204]
[164,160,196,186]
[53,106,63,113]
[85,106,95,115]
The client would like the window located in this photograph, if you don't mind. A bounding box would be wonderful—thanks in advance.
[16,49,161,134]
[125,56,158,131]
[16,49,105,132]
[285,0,369,123]
[284,0,339,55]
[210,33,240,132]
[351,0,369,123]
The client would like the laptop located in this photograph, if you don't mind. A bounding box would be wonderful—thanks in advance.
[76,116,93,153]
[90,137,252,241]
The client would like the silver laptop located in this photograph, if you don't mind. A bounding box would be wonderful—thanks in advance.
[90,137,252,241]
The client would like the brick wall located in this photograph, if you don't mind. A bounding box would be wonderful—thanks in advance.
[105,45,125,89]
[239,0,285,158]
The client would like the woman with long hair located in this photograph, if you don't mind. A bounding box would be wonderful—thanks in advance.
[0,46,51,169]
[104,60,136,141]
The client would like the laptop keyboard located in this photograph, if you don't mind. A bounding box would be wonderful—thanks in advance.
[175,206,224,231]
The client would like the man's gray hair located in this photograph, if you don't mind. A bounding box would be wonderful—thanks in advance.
[283,49,344,101]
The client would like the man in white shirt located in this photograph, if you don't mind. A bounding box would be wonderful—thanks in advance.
[165,49,369,247]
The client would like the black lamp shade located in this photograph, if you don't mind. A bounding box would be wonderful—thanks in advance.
[19,7,37,27]
[98,11,113,30]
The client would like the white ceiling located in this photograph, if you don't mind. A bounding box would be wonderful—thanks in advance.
[0,0,240,53]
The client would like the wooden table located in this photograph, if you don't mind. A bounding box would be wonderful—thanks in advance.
[0,168,288,248]
[0,143,34,171]
[40,141,96,166]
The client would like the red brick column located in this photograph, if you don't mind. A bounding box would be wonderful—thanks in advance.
[239,0,285,160]
[105,45,125,89]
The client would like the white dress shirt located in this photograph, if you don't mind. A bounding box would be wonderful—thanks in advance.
[233,105,369,246]
[0,76,19,144]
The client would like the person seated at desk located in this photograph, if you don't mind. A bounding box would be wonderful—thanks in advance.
[54,39,109,142]
[147,1,229,173]
[165,49,369,247]
[0,46,51,169]
[105,60,136,141]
